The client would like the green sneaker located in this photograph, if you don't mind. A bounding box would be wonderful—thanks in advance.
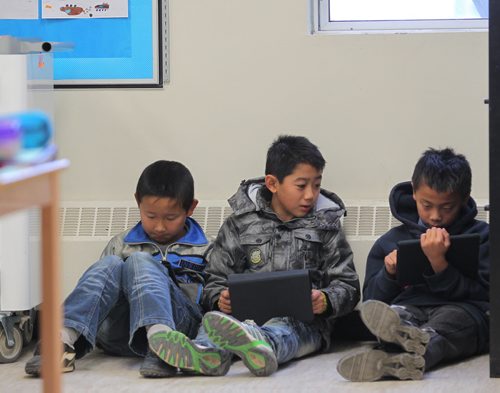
[202,312,278,377]
[148,330,231,376]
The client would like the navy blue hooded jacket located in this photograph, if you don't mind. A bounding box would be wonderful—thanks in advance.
[363,181,489,327]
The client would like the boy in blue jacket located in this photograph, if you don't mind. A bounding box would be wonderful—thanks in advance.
[337,148,489,381]
[25,160,211,378]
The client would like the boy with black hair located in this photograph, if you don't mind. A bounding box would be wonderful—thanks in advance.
[148,135,360,377]
[337,148,489,382]
[25,160,211,378]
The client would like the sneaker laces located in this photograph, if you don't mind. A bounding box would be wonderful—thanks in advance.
[242,319,272,347]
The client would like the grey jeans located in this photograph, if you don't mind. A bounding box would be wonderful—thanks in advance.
[393,304,489,370]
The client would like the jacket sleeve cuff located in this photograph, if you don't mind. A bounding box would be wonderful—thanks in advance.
[322,291,333,316]
[382,267,399,284]
[424,264,459,287]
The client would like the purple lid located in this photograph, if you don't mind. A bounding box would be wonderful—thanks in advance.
[0,118,21,142]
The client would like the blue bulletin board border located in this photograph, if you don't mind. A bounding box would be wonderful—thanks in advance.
[0,1,163,88]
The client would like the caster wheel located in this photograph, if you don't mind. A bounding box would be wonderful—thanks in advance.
[0,326,23,363]
[21,317,34,345]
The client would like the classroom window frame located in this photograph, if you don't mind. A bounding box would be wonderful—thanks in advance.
[312,0,488,34]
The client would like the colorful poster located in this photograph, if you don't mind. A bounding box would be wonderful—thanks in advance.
[42,1,128,19]
[0,0,38,20]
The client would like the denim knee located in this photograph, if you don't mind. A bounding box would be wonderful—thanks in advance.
[123,251,156,270]
[79,254,123,280]
[122,252,164,288]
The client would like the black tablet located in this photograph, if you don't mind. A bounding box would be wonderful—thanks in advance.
[228,269,314,325]
[396,233,480,286]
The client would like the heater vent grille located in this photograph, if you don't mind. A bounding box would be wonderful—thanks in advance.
[28,200,490,241]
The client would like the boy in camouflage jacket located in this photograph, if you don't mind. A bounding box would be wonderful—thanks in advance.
[148,135,360,377]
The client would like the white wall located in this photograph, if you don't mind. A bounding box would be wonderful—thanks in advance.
[55,0,488,202]
[54,1,489,292]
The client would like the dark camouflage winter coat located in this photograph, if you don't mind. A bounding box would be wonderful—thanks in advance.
[202,177,360,349]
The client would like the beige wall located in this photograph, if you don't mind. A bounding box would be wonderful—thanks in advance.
[52,0,489,296]
[55,0,489,203]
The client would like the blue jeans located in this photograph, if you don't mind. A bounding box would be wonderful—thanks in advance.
[196,316,323,365]
[260,317,323,363]
[64,252,203,358]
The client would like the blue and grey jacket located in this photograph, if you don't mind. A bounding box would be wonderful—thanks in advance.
[101,216,211,304]
[202,177,360,350]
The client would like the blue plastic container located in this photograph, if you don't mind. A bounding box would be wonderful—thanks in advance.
[16,111,53,149]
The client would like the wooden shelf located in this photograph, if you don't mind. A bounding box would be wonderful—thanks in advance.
[0,159,69,393]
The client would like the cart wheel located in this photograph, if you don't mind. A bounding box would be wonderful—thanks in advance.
[0,326,23,363]
[22,317,34,345]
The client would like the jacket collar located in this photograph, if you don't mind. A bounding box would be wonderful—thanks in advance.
[228,177,346,229]
[123,216,208,246]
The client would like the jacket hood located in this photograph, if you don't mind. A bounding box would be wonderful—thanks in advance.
[228,177,346,229]
[389,181,479,235]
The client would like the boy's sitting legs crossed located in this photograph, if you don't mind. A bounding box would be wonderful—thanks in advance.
[148,135,360,376]
[25,161,212,378]
[337,148,489,381]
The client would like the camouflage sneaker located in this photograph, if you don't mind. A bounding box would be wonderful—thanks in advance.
[139,348,178,378]
[337,349,425,381]
[202,312,278,377]
[25,342,76,376]
[148,330,231,376]
[360,300,430,355]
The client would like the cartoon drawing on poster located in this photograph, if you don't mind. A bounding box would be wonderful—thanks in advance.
[0,0,38,20]
[42,1,128,19]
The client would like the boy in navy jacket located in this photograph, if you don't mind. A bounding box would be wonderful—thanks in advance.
[337,148,489,381]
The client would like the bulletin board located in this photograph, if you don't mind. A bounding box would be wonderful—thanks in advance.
[0,1,164,88]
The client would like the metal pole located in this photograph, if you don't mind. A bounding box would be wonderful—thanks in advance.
[489,0,500,378]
